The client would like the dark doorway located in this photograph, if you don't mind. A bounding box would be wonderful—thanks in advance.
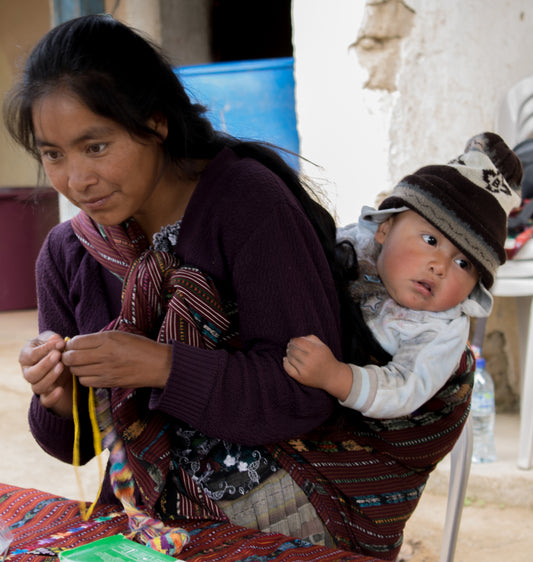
[211,0,293,62]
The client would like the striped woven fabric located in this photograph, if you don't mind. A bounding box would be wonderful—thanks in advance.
[268,349,474,560]
[70,213,231,539]
[71,213,147,278]
[70,211,474,560]
[0,484,379,561]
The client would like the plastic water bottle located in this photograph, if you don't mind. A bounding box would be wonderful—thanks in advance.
[471,357,497,463]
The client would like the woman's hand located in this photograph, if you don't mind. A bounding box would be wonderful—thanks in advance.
[62,331,172,390]
[19,331,73,417]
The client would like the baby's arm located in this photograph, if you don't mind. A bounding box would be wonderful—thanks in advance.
[342,315,470,418]
[283,335,352,401]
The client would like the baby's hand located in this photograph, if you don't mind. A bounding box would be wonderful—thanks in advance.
[283,335,352,400]
[283,335,332,387]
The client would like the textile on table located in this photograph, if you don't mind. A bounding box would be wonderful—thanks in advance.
[0,483,382,561]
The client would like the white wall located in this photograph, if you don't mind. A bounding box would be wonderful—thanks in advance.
[292,0,533,226]
[292,0,392,223]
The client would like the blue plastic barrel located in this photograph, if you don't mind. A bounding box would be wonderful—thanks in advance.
[176,57,300,169]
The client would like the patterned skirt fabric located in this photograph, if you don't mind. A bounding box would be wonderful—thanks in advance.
[0,483,379,561]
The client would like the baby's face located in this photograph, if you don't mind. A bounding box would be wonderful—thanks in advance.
[374,210,479,312]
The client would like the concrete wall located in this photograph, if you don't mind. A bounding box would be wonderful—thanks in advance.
[292,0,533,225]
[108,0,213,66]
[291,0,533,409]
[107,0,161,42]
[160,0,212,66]
[0,0,51,187]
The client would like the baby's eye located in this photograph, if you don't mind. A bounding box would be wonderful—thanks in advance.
[86,142,107,155]
[422,233,437,246]
[455,257,472,270]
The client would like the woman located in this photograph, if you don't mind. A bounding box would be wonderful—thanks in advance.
[5,9,344,545]
[4,14,473,560]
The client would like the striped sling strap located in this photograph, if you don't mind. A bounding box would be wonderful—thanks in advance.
[71,211,230,554]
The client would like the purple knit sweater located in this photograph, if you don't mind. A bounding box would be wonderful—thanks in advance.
[29,147,341,503]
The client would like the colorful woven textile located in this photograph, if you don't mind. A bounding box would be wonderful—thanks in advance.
[0,484,379,561]
[71,212,232,550]
[70,211,474,560]
[268,349,474,560]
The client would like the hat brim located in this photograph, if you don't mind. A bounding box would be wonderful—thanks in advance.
[359,205,411,229]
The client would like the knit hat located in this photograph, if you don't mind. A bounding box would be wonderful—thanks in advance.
[364,132,523,288]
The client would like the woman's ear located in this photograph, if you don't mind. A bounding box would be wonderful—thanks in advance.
[147,113,168,141]
[374,217,393,244]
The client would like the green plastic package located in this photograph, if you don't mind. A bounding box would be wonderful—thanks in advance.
[58,534,185,561]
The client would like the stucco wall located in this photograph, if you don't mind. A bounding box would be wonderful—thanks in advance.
[292,0,533,226]
[292,0,533,410]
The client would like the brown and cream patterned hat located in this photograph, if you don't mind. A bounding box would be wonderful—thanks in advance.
[373,132,523,288]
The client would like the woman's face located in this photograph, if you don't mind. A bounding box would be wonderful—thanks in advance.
[32,89,167,228]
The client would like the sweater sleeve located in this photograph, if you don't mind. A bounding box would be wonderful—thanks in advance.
[29,222,120,466]
[153,198,341,445]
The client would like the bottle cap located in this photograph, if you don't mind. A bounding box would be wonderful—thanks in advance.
[476,357,486,369]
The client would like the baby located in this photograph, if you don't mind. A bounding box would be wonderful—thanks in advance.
[284,132,522,418]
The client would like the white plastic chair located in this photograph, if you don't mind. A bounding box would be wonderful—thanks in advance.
[439,414,473,562]
[495,75,533,144]
[494,77,533,470]
[491,273,533,469]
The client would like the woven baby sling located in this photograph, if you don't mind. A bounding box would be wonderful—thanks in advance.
[267,349,474,560]
[71,211,230,554]
[71,210,474,560]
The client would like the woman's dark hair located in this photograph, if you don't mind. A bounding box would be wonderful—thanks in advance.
[3,14,384,364]
[3,13,219,164]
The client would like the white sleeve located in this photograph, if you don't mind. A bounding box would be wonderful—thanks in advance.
[340,315,470,418]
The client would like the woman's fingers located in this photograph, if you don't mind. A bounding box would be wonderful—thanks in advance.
[18,331,73,417]
[21,348,62,384]
[19,332,64,368]
[64,331,171,389]
[28,358,66,396]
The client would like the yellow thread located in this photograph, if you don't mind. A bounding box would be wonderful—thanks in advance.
[68,337,104,521]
